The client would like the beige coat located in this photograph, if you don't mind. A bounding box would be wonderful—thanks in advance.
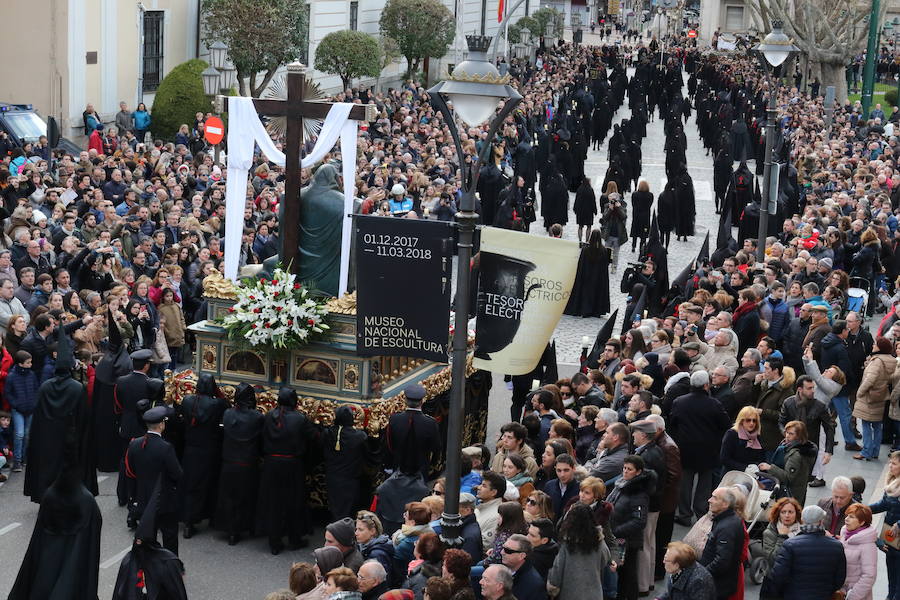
[490,442,540,478]
[158,301,186,348]
[854,353,897,422]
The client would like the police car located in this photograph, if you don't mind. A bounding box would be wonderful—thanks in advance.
[0,103,81,156]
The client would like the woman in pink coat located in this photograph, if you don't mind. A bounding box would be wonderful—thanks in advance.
[839,503,878,600]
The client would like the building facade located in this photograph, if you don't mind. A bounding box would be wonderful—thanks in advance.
[0,0,201,140]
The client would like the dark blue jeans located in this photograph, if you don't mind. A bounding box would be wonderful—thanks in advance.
[887,546,900,600]
[830,396,856,445]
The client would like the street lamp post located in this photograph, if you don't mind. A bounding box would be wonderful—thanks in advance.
[202,42,237,166]
[752,21,798,265]
[428,34,522,546]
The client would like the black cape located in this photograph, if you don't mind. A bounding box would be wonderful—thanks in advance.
[179,376,226,525]
[9,452,101,600]
[94,319,132,472]
[564,243,611,317]
[24,332,97,503]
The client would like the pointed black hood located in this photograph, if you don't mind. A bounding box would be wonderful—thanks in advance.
[95,318,132,385]
[587,309,618,368]
[54,326,75,376]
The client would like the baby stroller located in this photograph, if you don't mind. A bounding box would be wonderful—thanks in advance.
[718,469,775,534]
[737,465,784,585]
[846,276,871,321]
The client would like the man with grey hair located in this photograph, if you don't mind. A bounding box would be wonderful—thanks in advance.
[358,560,389,600]
[585,407,620,463]
[816,475,854,536]
[458,492,483,561]
[766,504,847,599]
[669,371,731,527]
[646,413,683,580]
[480,564,515,600]
[698,487,745,599]
[499,533,545,600]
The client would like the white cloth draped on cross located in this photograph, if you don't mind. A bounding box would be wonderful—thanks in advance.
[223,96,358,295]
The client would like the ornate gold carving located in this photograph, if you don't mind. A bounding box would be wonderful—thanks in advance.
[324,291,357,315]
[202,271,238,300]
[201,344,218,370]
[450,69,511,85]
[343,363,360,391]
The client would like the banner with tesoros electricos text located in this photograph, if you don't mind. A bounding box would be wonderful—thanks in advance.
[355,216,453,363]
[473,227,580,375]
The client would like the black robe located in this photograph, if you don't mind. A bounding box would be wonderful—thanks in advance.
[540,171,569,229]
[93,320,132,472]
[179,388,226,525]
[630,191,654,239]
[564,244,611,317]
[214,405,263,537]
[24,373,97,503]
[572,181,597,226]
[9,467,101,600]
[322,406,373,520]
[112,543,187,600]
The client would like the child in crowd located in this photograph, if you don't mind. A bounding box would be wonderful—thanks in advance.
[0,411,11,481]
[6,350,39,472]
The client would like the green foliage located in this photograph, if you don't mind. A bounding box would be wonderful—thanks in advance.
[518,16,542,40]
[379,36,401,70]
[532,7,563,37]
[886,88,898,107]
[379,0,455,78]
[150,59,211,141]
[203,0,309,96]
[314,30,383,89]
[508,23,522,45]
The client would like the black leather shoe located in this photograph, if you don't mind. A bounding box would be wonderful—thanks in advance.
[270,543,282,556]
[183,525,195,539]
[127,518,137,530]
[228,534,240,546]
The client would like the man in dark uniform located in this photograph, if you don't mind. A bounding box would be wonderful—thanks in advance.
[124,405,183,555]
[385,384,440,478]
[114,349,153,440]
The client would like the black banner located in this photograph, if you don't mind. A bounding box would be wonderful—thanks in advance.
[356,216,453,363]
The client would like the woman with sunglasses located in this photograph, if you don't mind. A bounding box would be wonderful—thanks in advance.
[354,511,393,580]
[719,406,766,473]
[524,490,555,523]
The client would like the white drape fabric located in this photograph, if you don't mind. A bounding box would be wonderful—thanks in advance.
[224,96,357,296]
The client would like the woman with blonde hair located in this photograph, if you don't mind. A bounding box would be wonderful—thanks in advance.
[720,406,766,473]
[524,490,555,523]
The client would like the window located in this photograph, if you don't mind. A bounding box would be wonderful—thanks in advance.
[724,5,744,31]
[142,11,164,92]
[350,1,359,30]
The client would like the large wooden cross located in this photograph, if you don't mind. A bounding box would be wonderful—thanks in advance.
[235,62,375,276]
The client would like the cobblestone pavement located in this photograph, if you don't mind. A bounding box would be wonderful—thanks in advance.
[545,68,719,363]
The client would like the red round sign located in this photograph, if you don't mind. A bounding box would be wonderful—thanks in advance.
[204,116,225,145]
[687,30,697,38]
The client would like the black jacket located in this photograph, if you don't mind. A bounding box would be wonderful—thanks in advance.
[115,371,152,440]
[668,390,731,471]
[818,332,853,395]
[779,394,836,453]
[635,440,667,512]
[385,408,440,477]
[698,508,745,599]
[530,540,559,580]
[765,528,847,600]
[607,469,655,549]
[124,432,183,516]
[460,512,483,563]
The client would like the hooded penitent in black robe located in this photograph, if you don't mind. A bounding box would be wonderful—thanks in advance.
[9,442,102,600]
[94,319,132,472]
[24,329,98,503]
[565,229,611,317]
[540,164,569,229]
[256,387,316,553]
[113,482,188,600]
[214,383,263,542]
[178,373,226,529]
[322,405,372,520]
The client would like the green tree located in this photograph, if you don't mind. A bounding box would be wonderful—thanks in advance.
[150,59,212,141]
[531,7,563,38]
[203,0,309,97]
[314,30,383,90]
[379,0,455,79]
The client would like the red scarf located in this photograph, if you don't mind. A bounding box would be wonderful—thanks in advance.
[732,301,757,323]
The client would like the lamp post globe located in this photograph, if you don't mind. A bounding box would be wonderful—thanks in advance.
[201,66,221,96]
[753,20,799,68]
[209,40,228,70]
[220,60,237,91]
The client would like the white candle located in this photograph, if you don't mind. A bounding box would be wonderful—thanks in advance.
[532,379,540,390]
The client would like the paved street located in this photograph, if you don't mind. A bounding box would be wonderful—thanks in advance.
[0,55,890,599]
